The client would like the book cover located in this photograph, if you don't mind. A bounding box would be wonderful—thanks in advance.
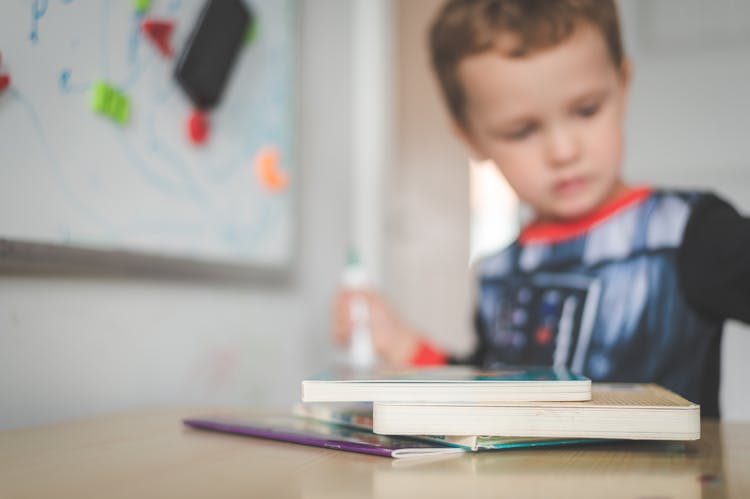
[302,365,591,403]
[182,414,465,459]
[373,383,701,440]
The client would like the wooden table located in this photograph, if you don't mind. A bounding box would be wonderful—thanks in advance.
[1,408,748,498]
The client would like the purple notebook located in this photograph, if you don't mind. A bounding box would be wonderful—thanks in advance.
[183,414,464,458]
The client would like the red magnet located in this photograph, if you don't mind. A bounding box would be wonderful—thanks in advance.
[0,51,8,94]
[0,74,10,94]
[141,18,175,57]
[187,110,209,144]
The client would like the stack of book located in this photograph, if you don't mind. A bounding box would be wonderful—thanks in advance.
[184,365,700,459]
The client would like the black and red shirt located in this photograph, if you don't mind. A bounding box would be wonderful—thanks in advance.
[418,188,750,418]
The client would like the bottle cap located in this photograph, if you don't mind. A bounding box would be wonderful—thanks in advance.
[343,247,368,288]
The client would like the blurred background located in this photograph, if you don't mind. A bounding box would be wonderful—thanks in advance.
[1,0,748,429]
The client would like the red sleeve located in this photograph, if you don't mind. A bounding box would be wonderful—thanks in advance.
[409,340,448,366]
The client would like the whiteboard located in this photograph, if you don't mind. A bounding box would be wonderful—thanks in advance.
[0,0,296,272]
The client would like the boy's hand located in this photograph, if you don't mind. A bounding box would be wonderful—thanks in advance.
[332,289,422,366]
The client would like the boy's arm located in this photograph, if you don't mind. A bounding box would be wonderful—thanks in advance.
[677,193,750,323]
[410,262,487,367]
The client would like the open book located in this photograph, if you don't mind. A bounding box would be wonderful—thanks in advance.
[292,402,598,452]
[302,365,591,403]
[183,414,465,459]
[373,383,700,440]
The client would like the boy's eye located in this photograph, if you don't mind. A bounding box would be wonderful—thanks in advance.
[577,102,600,117]
[505,123,537,140]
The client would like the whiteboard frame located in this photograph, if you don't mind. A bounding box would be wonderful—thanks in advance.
[0,1,301,282]
[0,237,293,283]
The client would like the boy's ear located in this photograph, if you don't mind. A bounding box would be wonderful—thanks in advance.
[451,119,488,162]
[619,58,632,86]
[618,57,633,112]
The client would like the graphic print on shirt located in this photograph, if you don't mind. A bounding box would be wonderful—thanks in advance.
[474,190,726,416]
[480,272,601,372]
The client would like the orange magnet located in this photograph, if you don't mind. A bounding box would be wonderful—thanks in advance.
[254,146,289,192]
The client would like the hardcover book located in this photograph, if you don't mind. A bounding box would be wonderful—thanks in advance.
[292,402,598,451]
[372,383,700,440]
[301,365,591,403]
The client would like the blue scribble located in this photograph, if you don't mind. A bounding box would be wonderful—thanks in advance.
[167,0,183,14]
[114,133,195,200]
[119,57,152,91]
[30,0,75,43]
[149,140,207,205]
[58,69,91,94]
[119,11,156,91]
[100,0,111,79]
[137,84,208,206]
[220,199,280,254]
[30,0,49,43]
[7,87,114,233]
[151,80,177,106]
[128,11,143,65]
[59,69,70,90]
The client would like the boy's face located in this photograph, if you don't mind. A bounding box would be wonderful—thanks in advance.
[456,23,630,222]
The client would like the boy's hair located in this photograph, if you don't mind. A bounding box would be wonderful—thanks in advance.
[429,0,624,127]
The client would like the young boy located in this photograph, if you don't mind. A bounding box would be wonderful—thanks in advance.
[334,0,750,417]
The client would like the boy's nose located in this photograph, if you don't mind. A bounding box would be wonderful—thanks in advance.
[545,125,580,168]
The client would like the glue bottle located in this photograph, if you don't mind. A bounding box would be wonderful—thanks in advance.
[342,248,376,368]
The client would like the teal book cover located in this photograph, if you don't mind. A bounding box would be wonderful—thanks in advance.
[305,365,588,383]
[302,365,591,403]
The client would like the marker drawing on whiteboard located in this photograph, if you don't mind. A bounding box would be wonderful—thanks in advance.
[30,0,49,43]
[58,69,90,94]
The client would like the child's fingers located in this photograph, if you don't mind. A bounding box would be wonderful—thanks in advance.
[331,289,365,344]
[331,288,395,350]
[331,291,351,344]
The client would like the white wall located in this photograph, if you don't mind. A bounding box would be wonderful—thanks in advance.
[0,0,354,430]
[386,0,473,357]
